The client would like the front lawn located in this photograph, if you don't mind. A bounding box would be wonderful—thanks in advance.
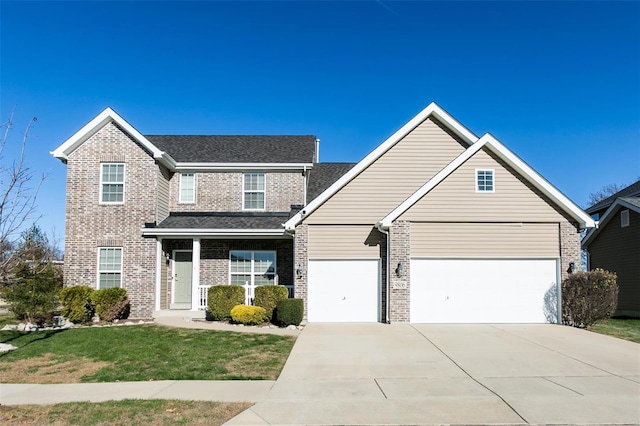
[590,318,640,343]
[0,399,251,426]
[0,324,295,383]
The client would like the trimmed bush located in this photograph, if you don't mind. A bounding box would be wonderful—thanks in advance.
[59,286,95,323]
[562,268,618,329]
[207,285,245,321]
[254,285,289,322]
[275,298,303,327]
[230,304,267,325]
[91,287,130,322]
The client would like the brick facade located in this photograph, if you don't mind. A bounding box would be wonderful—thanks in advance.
[388,221,411,322]
[293,224,309,320]
[559,220,581,281]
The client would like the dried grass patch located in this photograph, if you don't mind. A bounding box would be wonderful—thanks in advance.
[0,353,111,383]
[226,351,282,380]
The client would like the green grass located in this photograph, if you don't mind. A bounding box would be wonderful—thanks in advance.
[591,318,640,343]
[0,324,295,382]
[0,311,17,327]
[1,399,252,426]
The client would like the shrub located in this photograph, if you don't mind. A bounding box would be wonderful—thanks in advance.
[59,286,95,323]
[562,268,618,329]
[254,285,289,322]
[230,304,267,325]
[275,298,303,327]
[91,287,130,322]
[207,285,245,321]
[0,263,63,326]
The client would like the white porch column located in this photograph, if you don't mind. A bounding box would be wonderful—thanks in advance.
[155,238,163,312]
[191,237,201,311]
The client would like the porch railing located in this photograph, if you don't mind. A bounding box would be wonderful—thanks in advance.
[197,284,294,310]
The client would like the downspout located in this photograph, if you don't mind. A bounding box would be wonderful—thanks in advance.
[303,165,307,205]
[376,224,391,324]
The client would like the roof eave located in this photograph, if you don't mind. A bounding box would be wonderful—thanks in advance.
[141,228,288,238]
[583,198,640,247]
[174,162,314,171]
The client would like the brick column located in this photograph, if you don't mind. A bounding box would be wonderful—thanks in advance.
[294,224,309,320]
[560,221,581,282]
[389,221,411,323]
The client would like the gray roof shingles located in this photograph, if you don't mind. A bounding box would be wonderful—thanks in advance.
[307,162,357,201]
[146,135,317,163]
[155,212,290,230]
[586,180,640,214]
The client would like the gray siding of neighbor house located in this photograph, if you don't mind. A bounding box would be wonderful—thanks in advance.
[168,171,304,213]
[304,117,468,224]
[588,208,640,316]
[63,121,157,319]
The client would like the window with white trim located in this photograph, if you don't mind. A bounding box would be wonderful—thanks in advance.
[230,251,276,286]
[98,247,122,289]
[621,209,630,227]
[476,169,494,192]
[243,172,265,210]
[100,163,125,203]
[179,173,195,203]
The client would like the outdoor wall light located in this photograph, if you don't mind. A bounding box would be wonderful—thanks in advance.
[296,264,303,279]
[569,262,576,274]
[395,262,403,278]
[164,252,170,263]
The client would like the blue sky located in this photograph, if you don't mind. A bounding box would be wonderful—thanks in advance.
[1,1,639,246]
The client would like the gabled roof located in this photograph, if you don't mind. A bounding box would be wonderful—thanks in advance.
[378,133,596,229]
[284,102,595,231]
[307,163,357,201]
[284,102,478,230]
[582,196,640,247]
[585,180,640,214]
[141,212,291,237]
[146,135,316,165]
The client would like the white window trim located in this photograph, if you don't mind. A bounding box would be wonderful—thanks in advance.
[179,172,196,204]
[242,172,266,211]
[99,163,125,204]
[97,247,123,289]
[229,250,277,286]
[475,168,495,193]
[621,209,630,227]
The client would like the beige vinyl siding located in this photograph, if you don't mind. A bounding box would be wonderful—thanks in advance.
[400,147,569,223]
[588,208,640,314]
[305,118,468,224]
[411,222,560,258]
[156,165,171,223]
[308,225,382,259]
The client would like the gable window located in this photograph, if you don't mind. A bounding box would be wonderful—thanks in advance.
[476,169,494,192]
[98,247,122,288]
[230,251,276,286]
[621,209,630,227]
[100,163,125,203]
[243,172,265,210]
[179,173,195,203]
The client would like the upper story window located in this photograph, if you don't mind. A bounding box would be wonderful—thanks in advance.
[621,209,630,227]
[243,172,265,210]
[476,169,494,192]
[179,173,195,203]
[98,247,122,289]
[100,163,125,203]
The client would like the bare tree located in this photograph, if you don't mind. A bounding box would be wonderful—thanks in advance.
[0,109,47,279]
[587,183,626,207]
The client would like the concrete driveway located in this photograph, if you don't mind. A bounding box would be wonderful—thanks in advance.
[228,323,640,425]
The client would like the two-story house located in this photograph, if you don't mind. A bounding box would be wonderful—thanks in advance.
[53,104,594,323]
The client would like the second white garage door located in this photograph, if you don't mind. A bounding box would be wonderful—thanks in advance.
[308,260,380,322]
[410,259,559,323]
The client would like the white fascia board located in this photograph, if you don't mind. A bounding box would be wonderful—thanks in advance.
[284,102,479,231]
[483,136,595,229]
[141,228,288,238]
[174,163,313,172]
[51,107,176,170]
[378,135,490,229]
[582,198,640,247]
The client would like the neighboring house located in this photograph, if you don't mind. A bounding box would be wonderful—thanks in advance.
[52,103,594,323]
[583,180,640,317]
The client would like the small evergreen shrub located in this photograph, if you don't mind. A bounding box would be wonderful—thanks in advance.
[275,298,303,327]
[562,268,618,329]
[59,286,95,323]
[207,285,245,321]
[254,285,289,322]
[230,304,267,325]
[91,287,130,322]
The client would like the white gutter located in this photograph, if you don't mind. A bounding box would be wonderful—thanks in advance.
[141,228,289,238]
[174,163,314,172]
[303,165,308,205]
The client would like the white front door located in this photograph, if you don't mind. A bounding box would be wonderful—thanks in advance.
[308,259,380,322]
[172,250,192,309]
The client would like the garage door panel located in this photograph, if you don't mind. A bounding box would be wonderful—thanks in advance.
[411,259,558,323]
[308,260,380,322]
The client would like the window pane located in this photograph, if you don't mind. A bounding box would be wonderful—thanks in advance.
[180,173,195,203]
[230,274,251,285]
[254,252,276,274]
[99,248,122,271]
[99,273,121,288]
[254,274,275,286]
[244,192,264,210]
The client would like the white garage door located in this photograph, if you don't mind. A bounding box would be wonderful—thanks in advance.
[410,259,559,323]
[308,260,380,322]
